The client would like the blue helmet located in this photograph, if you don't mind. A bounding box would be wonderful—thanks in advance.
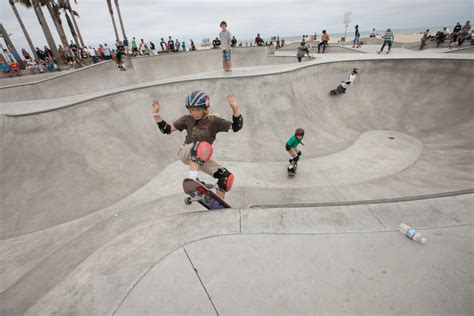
[186,90,209,109]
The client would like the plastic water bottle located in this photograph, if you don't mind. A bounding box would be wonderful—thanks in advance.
[399,223,427,244]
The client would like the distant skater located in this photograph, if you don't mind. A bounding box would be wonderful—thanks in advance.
[353,25,361,48]
[329,68,358,95]
[378,28,394,54]
[296,42,310,62]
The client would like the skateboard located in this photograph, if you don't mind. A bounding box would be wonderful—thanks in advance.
[182,178,231,210]
[287,163,297,176]
[329,86,345,96]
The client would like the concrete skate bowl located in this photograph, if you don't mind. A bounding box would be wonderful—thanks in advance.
[1,58,472,240]
[1,58,473,315]
[0,46,296,101]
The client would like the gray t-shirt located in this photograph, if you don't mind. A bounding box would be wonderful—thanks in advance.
[219,30,232,50]
[173,114,231,145]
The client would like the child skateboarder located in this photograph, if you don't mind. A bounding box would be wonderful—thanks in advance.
[152,90,243,200]
[286,128,305,175]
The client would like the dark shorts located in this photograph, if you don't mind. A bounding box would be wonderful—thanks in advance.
[66,56,74,62]
[222,49,231,61]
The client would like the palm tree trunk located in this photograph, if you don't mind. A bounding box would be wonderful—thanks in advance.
[44,2,69,48]
[0,23,20,60]
[9,0,39,60]
[114,0,127,40]
[67,1,85,47]
[106,0,119,42]
[64,11,80,48]
[32,0,62,63]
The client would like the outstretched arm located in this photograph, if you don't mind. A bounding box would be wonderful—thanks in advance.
[227,95,243,132]
[152,100,177,134]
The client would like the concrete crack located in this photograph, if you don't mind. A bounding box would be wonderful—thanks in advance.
[183,247,219,315]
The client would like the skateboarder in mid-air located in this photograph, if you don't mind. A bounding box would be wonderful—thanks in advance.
[330,68,358,95]
[286,128,305,175]
[152,90,243,200]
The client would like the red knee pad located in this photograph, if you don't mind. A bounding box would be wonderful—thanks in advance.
[191,141,213,165]
[214,168,234,192]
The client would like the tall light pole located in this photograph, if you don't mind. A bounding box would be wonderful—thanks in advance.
[343,12,352,44]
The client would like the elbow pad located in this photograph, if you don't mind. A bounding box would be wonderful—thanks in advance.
[157,120,171,134]
[232,115,243,132]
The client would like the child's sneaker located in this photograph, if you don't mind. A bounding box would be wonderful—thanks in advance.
[195,178,214,190]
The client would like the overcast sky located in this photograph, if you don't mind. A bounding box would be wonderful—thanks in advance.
[1,0,472,53]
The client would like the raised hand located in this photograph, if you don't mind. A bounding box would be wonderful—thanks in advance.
[152,100,160,114]
[227,95,238,111]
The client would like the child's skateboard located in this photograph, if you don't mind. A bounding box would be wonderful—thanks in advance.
[287,163,297,176]
[182,178,231,210]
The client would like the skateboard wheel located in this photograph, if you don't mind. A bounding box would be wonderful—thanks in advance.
[184,197,192,205]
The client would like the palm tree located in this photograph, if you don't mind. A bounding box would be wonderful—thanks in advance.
[9,0,38,59]
[0,23,20,59]
[114,0,127,41]
[59,0,85,47]
[106,0,119,42]
[43,0,69,49]
[26,0,62,62]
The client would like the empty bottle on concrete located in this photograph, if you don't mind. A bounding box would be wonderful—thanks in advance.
[399,223,427,244]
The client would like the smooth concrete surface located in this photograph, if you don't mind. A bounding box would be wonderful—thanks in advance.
[0,48,473,315]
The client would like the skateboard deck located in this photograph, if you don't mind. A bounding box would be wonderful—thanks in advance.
[182,178,231,210]
[287,163,297,176]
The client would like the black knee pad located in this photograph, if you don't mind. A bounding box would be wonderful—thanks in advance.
[297,151,302,157]
[289,156,300,163]
[191,141,213,165]
[213,167,235,192]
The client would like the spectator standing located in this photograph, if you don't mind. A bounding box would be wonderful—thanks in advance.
[182,41,186,51]
[458,21,471,46]
[150,41,156,55]
[190,39,196,51]
[98,44,105,60]
[255,33,264,46]
[168,36,175,51]
[449,22,462,48]
[36,47,47,61]
[219,20,232,72]
[231,36,237,48]
[175,39,181,52]
[103,44,112,60]
[132,37,139,55]
[88,46,98,63]
[160,38,166,52]
[21,48,31,61]
[123,37,130,55]
[44,45,53,59]
[212,37,221,48]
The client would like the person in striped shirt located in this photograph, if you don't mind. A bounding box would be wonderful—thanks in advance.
[378,28,394,54]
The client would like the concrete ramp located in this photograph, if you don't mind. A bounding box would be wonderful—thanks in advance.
[1,59,472,238]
